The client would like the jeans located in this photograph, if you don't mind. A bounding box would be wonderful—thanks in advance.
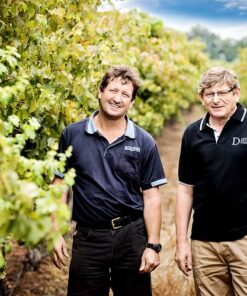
[67,218,152,296]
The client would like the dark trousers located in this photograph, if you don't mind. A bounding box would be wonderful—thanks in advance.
[67,218,152,296]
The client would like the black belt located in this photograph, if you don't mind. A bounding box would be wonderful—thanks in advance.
[77,215,143,230]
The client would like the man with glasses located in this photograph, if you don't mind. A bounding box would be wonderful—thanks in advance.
[175,67,247,295]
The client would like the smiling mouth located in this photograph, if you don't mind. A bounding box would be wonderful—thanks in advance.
[109,103,121,109]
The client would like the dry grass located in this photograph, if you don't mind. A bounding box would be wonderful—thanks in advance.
[151,105,204,296]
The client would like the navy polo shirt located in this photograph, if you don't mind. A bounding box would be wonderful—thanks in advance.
[57,112,166,226]
[179,103,247,241]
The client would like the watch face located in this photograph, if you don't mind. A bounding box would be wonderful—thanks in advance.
[154,244,162,252]
[147,243,162,252]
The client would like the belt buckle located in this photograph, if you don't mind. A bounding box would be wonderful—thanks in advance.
[111,217,122,230]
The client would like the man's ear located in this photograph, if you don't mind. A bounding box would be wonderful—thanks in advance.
[98,89,102,99]
[234,88,241,103]
[198,93,205,106]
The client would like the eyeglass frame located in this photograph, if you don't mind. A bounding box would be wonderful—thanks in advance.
[203,86,236,100]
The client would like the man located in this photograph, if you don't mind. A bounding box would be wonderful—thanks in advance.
[51,65,166,296]
[175,66,247,296]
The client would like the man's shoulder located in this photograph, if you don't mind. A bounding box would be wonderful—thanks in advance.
[63,118,87,136]
[184,117,204,135]
[65,118,88,130]
[133,122,155,144]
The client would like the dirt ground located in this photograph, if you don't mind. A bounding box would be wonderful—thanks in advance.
[4,105,204,296]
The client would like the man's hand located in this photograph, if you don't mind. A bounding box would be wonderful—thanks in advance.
[139,248,160,273]
[175,241,192,277]
[50,235,69,269]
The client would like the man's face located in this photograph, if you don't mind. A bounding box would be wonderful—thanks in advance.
[200,82,240,120]
[98,77,134,120]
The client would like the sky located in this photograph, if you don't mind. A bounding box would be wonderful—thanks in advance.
[106,0,247,40]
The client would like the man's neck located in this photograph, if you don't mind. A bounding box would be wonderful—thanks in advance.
[208,117,228,132]
[94,113,127,144]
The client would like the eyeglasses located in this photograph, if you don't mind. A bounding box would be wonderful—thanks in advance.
[203,86,235,100]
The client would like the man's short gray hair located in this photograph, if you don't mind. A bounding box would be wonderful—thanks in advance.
[198,67,240,96]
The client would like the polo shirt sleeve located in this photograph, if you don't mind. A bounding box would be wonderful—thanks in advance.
[141,143,167,190]
[178,127,196,186]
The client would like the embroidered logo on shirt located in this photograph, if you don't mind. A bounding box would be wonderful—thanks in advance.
[124,146,141,152]
[232,137,247,145]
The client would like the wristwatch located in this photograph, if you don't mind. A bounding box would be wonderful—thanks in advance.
[146,243,162,253]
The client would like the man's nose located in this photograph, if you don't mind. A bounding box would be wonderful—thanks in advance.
[212,93,220,102]
[113,93,122,102]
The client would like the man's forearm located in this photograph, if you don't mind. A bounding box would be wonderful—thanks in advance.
[143,187,162,243]
[175,183,193,244]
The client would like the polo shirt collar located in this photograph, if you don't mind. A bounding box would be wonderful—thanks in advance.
[85,111,136,139]
[199,103,247,131]
[231,103,247,122]
[86,111,98,134]
[125,117,136,139]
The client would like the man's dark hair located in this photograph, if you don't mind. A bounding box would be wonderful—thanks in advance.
[99,65,141,101]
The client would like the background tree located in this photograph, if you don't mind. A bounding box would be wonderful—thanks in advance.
[0,46,75,279]
[0,1,209,140]
[188,25,247,62]
[235,47,247,105]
